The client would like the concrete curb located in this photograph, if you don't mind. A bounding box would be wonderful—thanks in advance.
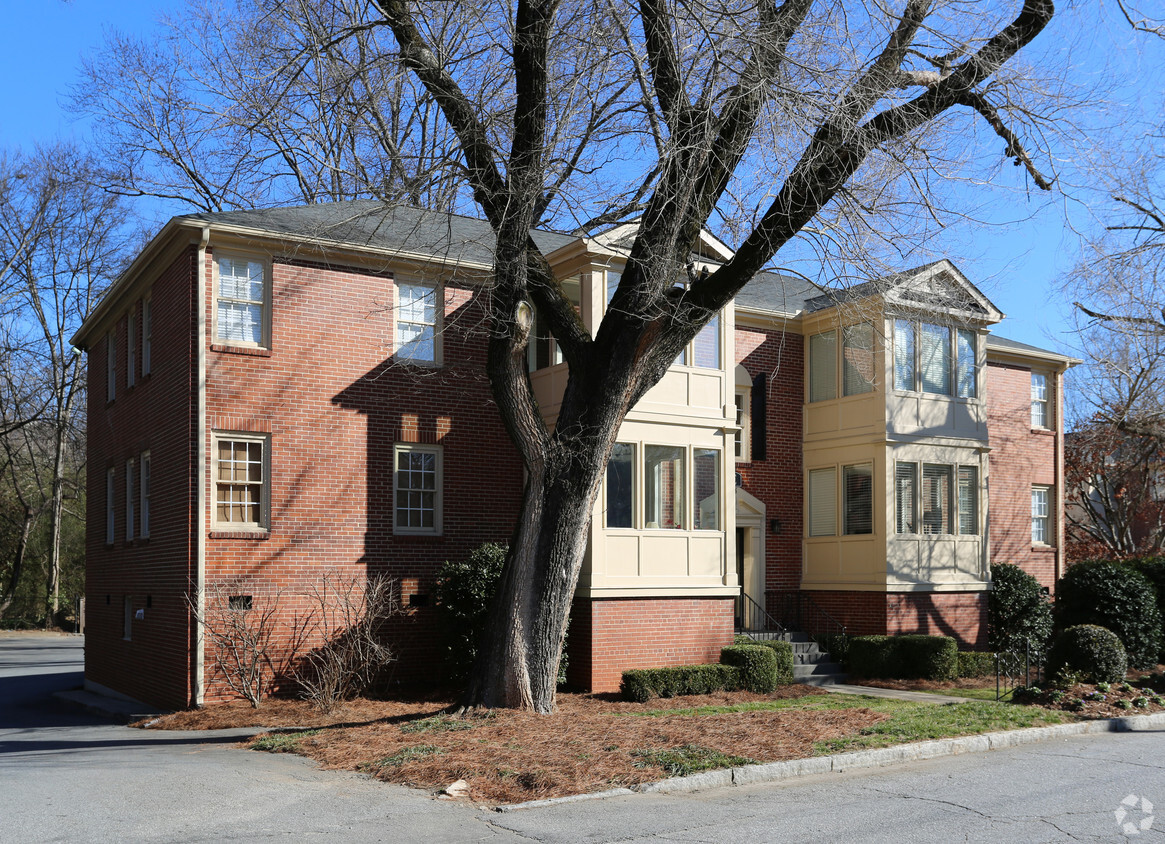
[493,710,1165,811]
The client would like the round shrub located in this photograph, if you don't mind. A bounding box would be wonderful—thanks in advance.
[1046,625,1128,684]
[1055,560,1162,669]
[988,563,1053,657]
[434,543,508,682]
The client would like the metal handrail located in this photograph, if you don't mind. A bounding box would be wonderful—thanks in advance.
[735,591,786,639]
[767,591,847,640]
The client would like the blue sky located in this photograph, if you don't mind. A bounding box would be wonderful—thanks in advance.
[2,1,1157,356]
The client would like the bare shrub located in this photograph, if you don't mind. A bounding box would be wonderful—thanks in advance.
[296,573,402,712]
[188,584,292,708]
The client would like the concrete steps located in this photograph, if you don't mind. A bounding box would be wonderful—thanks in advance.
[738,628,848,685]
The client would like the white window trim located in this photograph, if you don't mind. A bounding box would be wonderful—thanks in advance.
[1032,485,1052,545]
[212,252,272,349]
[393,443,443,535]
[394,281,442,365]
[140,451,151,539]
[142,296,152,377]
[125,458,135,542]
[1031,372,1051,429]
[211,432,270,531]
[734,387,751,462]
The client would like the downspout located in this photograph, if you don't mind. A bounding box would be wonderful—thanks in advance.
[195,226,210,706]
[1054,364,1066,586]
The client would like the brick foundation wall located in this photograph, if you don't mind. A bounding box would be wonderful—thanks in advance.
[986,361,1060,591]
[786,590,986,649]
[886,592,987,649]
[734,325,803,592]
[567,597,735,692]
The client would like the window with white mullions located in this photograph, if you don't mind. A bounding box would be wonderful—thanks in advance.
[1032,486,1051,544]
[396,283,438,363]
[394,444,441,533]
[125,458,135,541]
[214,437,265,527]
[216,256,266,345]
[1031,373,1049,428]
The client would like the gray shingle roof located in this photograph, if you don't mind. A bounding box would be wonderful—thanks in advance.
[734,270,825,316]
[179,200,578,266]
[986,334,1074,360]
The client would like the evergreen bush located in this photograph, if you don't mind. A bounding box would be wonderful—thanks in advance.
[1046,624,1128,684]
[433,543,507,683]
[957,651,996,678]
[720,645,779,693]
[619,664,740,702]
[988,563,1053,657]
[847,634,958,680]
[1055,560,1162,669]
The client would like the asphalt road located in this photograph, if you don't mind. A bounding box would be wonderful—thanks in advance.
[3,633,1165,843]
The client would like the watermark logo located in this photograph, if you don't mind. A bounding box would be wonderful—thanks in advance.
[1116,794,1154,836]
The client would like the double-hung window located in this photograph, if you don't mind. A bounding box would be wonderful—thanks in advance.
[394,444,441,534]
[895,462,917,534]
[215,256,267,347]
[920,324,951,394]
[957,466,978,535]
[396,283,438,363]
[213,434,267,529]
[1031,373,1049,428]
[1032,486,1051,544]
[645,445,686,529]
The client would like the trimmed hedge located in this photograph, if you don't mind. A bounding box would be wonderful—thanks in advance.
[1055,560,1162,669]
[731,638,796,685]
[620,664,740,702]
[1046,624,1128,684]
[848,634,959,681]
[958,651,996,679]
[720,645,779,693]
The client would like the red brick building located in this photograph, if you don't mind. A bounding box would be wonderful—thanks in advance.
[72,203,1074,709]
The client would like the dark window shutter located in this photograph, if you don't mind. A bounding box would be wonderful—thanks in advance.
[751,372,767,461]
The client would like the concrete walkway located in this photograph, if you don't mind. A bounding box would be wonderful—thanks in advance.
[823,683,977,704]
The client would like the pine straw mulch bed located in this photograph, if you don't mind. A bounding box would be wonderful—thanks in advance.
[850,667,1165,720]
[138,685,890,804]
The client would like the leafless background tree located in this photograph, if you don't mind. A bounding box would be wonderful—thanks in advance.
[0,146,130,624]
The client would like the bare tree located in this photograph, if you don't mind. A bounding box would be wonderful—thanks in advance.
[0,146,129,621]
[354,0,1064,712]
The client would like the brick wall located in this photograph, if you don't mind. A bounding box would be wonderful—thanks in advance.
[85,247,199,709]
[734,324,804,593]
[197,252,525,701]
[986,360,1060,591]
[567,597,735,692]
